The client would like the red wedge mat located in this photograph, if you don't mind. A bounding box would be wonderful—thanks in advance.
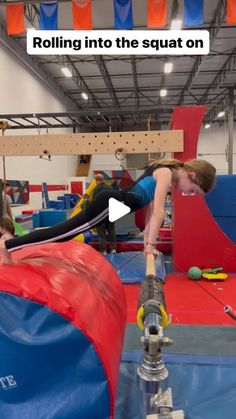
[123,274,236,325]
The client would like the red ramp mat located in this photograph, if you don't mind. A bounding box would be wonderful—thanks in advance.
[123,285,139,324]
[124,274,236,325]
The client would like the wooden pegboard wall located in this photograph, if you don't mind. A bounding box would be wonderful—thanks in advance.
[0,130,183,156]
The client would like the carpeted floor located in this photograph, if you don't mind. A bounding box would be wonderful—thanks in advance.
[123,273,236,325]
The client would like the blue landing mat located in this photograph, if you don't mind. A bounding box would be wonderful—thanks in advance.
[105,252,166,283]
[115,353,236,419]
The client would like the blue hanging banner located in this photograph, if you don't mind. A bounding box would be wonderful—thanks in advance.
[184,0,204,26]
[113,0,133,29]
[39,1,58,30]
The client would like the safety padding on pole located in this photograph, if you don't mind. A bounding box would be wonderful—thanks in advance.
[0,241,126,419]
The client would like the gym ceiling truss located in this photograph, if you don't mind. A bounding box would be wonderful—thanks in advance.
[0,0,235,129]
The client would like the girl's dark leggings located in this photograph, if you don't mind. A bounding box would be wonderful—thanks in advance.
[5,189,140,252]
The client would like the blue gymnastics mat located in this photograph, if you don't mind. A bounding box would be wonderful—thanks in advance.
[115,353,236,419]
[105,252,166,284]
[205,174,236,243]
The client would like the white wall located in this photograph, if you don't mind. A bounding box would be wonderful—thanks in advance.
[126,123,236,175]
[90,154,127,181]
[198,123,236,174]
[0,46,78,215]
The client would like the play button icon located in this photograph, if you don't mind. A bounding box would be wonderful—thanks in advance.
[108,198,131,222]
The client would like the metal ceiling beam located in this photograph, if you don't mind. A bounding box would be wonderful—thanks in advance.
[22,2,98,117]
[98,114,110,126]
[199,47,236,103]
[67,84,230,94]
[178,0,226,105]
[139,92,158,106]
[6,116,234,131]
[119,92,135,106]
[204,86,236,123]
[21,5,97,125]
[131,56,139,107]
[54,68,236,81]
[0,16,79,112]
[0,108,173,120]
[31,11,105,128]
[206,88,229,105]
[65,56,101,108]
[205,104,226,123]
[155,0,179,127]
[40,51,236,65]
[3,103,231,121]
[178,56,202,105]
[93,55,120,108]
[25,3,38,27]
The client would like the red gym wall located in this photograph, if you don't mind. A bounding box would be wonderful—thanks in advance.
[172,106,236,272]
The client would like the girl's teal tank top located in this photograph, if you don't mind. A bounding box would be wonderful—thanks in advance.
[129,176,156,207]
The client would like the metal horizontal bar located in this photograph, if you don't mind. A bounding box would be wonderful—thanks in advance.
[0,108,173,119]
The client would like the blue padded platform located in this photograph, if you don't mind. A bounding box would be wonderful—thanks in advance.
[115,353,236,419]
[105,252,166,283]
[33,210,69,228]
[205,175,236,243]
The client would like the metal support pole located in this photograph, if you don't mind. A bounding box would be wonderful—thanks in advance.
[228,88,234,174]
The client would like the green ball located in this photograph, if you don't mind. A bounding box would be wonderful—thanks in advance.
[187,266,202,280]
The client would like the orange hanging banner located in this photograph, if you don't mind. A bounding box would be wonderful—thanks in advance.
[147,0,167,28]
[227,0,236,24]
[6,3,25,36]
[72,0,93,30]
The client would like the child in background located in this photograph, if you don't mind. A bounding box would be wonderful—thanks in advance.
[0,217,15,241]
[81,193,90,211]
[2,181,13,220]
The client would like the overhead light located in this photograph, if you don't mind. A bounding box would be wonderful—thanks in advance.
[204,123,211,129]
[164,62,173,74]
[61,67,72,77]
[26,27,36,32]
[170,19,182,30]
[81,92,88,100]
[217,111,225,118]
[160,89,167,97]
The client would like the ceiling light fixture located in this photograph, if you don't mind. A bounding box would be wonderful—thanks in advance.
[164,62,173,73]
[160,89,167,97]
[217,111,225,118]
[61,67,72,77]
[81,92,88,100]
[204,123,211,129]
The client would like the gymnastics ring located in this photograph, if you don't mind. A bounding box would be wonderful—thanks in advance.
[115,148,127,161]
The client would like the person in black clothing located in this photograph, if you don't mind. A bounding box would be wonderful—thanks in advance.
[0,159,216,264]
[80,193,90,211]
[93,174,116,255]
